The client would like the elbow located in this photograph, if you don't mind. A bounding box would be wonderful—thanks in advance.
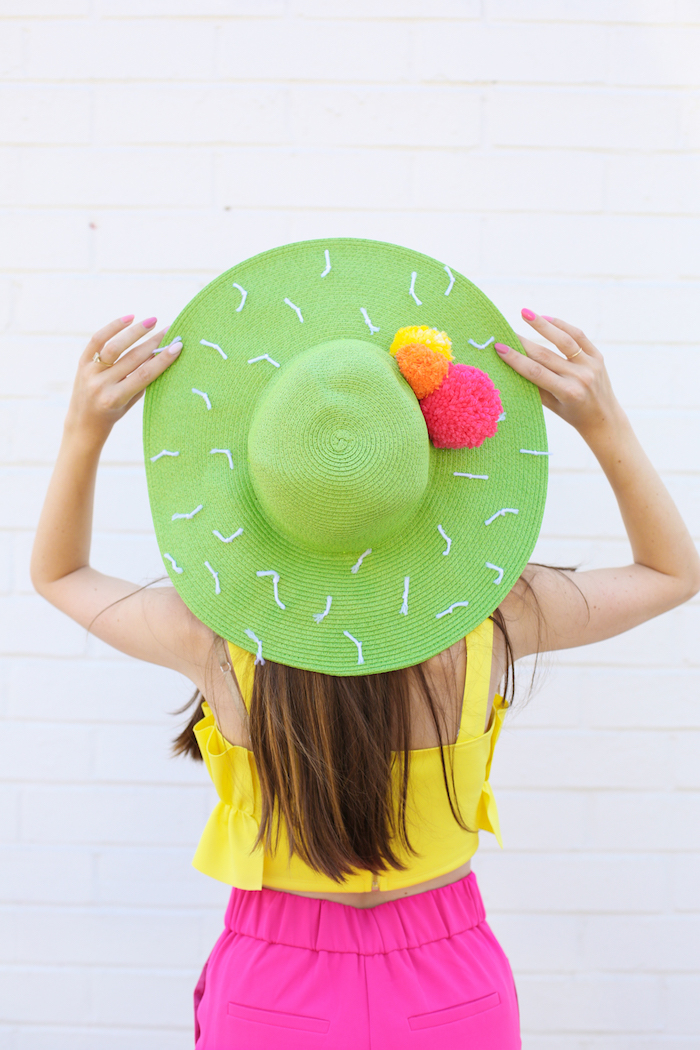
[29,562,46,597]
[682,573,700,603]
[30,572,51,601]
[675,560,700,605]
[29,558,57,601]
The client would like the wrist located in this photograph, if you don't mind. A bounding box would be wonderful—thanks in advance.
[62,414,111,451]
[577,400,631,450]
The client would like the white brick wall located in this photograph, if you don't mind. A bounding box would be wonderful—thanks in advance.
[1,2,698,1046]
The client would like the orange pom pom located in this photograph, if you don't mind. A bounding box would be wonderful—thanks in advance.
[395,344,450,400]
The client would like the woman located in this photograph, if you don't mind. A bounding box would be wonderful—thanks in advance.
[31,240,700,1048]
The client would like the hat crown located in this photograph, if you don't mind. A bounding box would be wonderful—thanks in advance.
[247,340,430,553]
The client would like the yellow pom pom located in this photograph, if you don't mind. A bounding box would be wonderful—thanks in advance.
[390,326,452,361]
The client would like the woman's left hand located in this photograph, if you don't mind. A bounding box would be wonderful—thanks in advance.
[65,316,182,443]
[494,310,624,440]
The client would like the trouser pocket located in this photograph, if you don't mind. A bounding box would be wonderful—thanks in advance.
[228,1001,330,1034]
[408,991,501,1030]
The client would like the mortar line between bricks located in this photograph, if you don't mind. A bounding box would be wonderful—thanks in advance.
[0,1022,193,1035]
[0,901,226,912]
[5,74,700,90]
[482,16,700,27]
[4,781,225,789]
[4,197,700,209]
[2,143,700,158]
[7,207,700,219]
[4,146,700,158]
[9,10,699,23]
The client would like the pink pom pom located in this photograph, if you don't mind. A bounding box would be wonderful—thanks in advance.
[420,364,502,450]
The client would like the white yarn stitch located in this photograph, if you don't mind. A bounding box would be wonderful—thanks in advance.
[245,628,264,665]
[232,283,247,312]
[284,298,304,323]
[498,412,506,422]
[400,577,410,616]
[171,504,203,521]
[200,339,227,360]
[454,472,489,480]
[204,561,221,595]
[313,596,332,623]
[409,271,422,306]
[360,307,380,335]
[248,354,281,368]
[343,631,364,665]
[468,337,495,349]
[210,448,234,469]
[256,570,286,610]
[484,508,519,527]
[443,265,455,296]
[213,528,243,543]
[437,525,452,556]
[163,553,183,574]
[152,336,182,356]
[150,450,180,462]
[485,562,505,585]
[350,549,372,574]
[519,449,550,456]
[320,249,331,278]
[192,388,212,410]
[436,601,469,619]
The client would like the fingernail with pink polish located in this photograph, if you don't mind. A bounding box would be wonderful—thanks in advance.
[494,343,510,355]
[141,316,157,329]
[121,314,135,324]
[542,315,554,322]
[521,308,536,321]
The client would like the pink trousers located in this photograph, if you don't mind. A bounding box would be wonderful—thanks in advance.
[194,871,520,1049]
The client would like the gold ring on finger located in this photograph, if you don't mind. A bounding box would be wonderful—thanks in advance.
[567,347,583,360]
[92,351,102,364]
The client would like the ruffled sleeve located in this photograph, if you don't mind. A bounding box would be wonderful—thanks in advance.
[191,702,265,889]
[474,695,508,848]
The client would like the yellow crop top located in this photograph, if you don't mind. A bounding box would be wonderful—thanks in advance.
[192,617,506,893]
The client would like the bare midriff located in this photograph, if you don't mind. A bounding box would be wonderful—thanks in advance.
[264,858,472,909]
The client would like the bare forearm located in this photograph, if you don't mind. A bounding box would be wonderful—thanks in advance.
[30,425,106,591]
[582,408,700,593]
[26,318,209,679]
[31,317,180,596]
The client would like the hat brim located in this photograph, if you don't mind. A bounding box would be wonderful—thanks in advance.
[143,238,547,675]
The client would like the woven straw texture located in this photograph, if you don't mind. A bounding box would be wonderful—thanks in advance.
[143,238,548,675]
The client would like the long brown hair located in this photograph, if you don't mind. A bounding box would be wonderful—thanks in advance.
[88,555,574,883]
[172,606,520,884]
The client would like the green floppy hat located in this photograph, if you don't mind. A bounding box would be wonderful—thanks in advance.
[143,238,548,675]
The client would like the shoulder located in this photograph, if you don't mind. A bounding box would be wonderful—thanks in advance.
[140,586,217,682]
[496,564,586,660]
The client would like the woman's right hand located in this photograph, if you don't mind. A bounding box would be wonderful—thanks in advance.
[494,310,625,442]
[65,315,182,441]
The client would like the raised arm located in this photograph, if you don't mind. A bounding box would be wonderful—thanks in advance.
[30,317,211,676]
[495,310,700,660]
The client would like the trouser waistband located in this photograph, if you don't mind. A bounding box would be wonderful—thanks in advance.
[224,870,486,955]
